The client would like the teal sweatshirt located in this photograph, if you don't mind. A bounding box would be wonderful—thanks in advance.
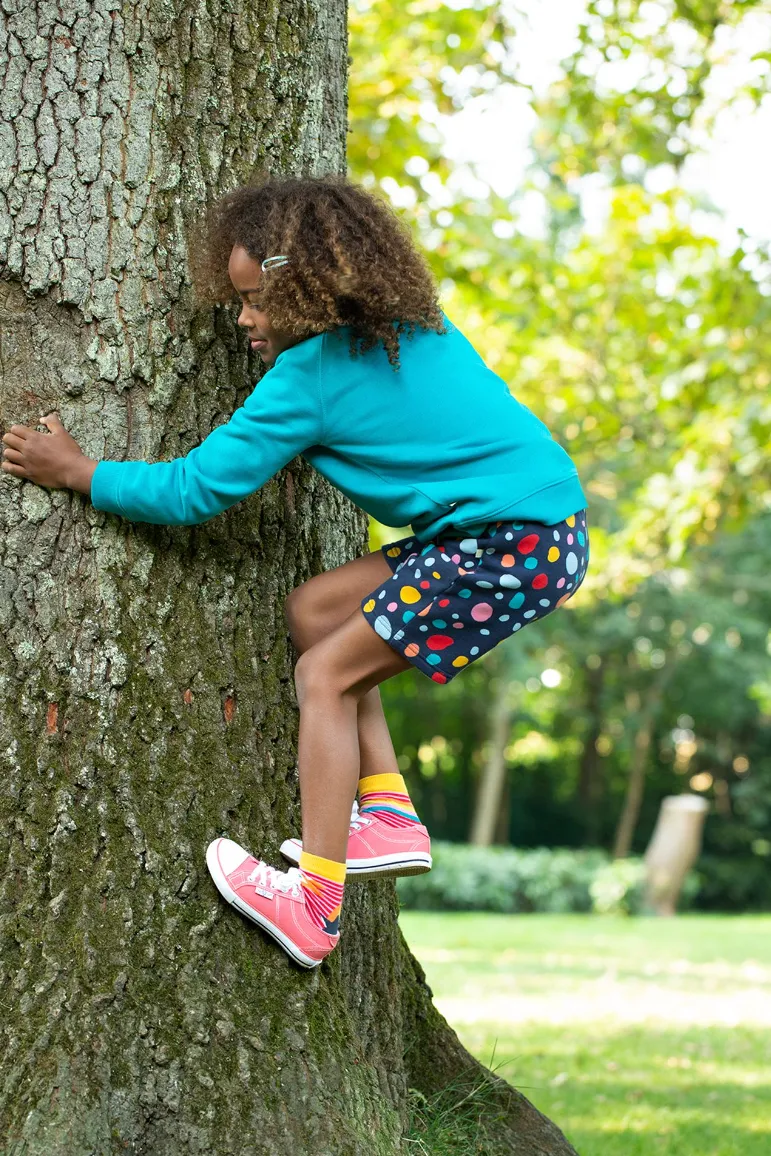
[91,315,585,540]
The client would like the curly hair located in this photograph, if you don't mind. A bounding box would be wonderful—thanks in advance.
[189,173,446,368]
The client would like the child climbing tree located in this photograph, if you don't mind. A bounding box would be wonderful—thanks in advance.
[0,2,578,1152]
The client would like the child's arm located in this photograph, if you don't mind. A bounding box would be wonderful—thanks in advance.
[1,342,324,526]
[1,415,97,494]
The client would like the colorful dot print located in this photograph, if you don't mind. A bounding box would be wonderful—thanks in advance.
[360,510,589,685]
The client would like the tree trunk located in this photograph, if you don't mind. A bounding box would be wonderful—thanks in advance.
[0,4,578,1152]
[494,776,511,845]
[469,666,513,846]
[644,794,709,916]
[612,669,675,859]
[575,662,604,845]
[612,717,652,859]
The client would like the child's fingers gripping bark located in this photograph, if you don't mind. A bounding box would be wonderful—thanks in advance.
[1,414,96,492]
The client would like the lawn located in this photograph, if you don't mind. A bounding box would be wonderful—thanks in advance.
[399,912,771,1156]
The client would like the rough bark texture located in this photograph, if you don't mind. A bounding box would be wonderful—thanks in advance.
[0,3,579,1152]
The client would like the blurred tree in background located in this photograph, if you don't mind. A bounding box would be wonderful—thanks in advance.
[347,0,771,906]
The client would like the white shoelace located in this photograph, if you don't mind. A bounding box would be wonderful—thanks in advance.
[247,862,302,897]
[349,798,373,834]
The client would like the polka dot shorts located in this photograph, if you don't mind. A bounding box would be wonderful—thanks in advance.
[361,510,589,684]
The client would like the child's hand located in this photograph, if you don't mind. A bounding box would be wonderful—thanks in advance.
[1,413,97,495]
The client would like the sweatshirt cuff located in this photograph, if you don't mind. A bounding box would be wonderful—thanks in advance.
[90,460,126,516]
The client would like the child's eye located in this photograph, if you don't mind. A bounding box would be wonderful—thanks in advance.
[232,297,255,313]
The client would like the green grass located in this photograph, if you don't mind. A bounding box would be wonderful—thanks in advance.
[399,912,771,1155]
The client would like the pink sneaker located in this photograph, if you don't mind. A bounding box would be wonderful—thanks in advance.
[280,803,432,881]
[205,838,339,969]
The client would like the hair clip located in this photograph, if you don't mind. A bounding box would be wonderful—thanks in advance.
[261,255,289,271]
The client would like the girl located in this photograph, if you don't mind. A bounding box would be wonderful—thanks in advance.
[1,175,588,969]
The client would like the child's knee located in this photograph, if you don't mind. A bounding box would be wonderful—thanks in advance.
[285,583,314,648]
[293,646,330,705]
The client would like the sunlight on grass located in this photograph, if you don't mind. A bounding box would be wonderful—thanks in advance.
[400,913,771,1155]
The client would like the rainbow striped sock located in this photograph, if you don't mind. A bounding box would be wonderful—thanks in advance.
[299,851,346,935]
[358,772,420,828]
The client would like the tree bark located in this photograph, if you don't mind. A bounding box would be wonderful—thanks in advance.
[0,3,578,1152]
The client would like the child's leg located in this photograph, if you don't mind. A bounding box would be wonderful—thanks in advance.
[293,605,412,862]
[285,552,404,782]
[206,591,419,965]
[282,552,427,880]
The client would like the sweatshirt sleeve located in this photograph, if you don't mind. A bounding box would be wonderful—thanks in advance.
[90,338,324,526]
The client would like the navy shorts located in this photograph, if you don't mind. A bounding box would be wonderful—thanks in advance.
[361,511,589,684]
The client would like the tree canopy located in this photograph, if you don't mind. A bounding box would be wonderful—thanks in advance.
[347,0,771,894]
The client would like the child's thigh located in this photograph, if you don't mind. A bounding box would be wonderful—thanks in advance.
[285,550,393,650]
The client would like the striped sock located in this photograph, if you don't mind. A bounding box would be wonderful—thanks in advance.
[358,772,420,828]
[299,851,346,935]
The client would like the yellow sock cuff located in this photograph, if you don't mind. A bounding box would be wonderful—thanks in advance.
[299,851,346,884]
[358,772,408,795]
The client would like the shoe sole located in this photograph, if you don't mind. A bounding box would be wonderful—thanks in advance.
[206,840,326,970]
[280,839,432,881]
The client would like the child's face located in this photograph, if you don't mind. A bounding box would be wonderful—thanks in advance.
[228,245,301,367]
